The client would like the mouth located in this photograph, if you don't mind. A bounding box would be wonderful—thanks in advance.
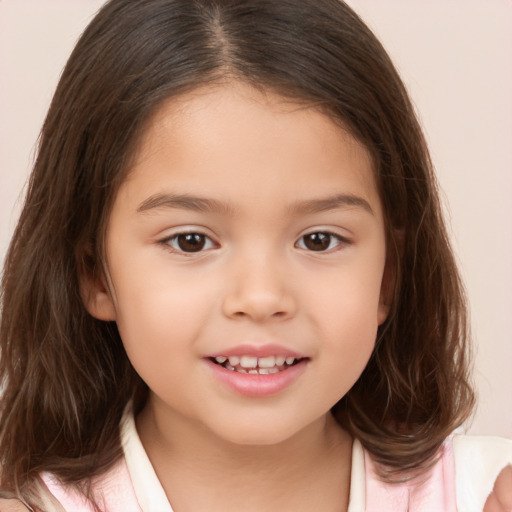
[209,355,304,375]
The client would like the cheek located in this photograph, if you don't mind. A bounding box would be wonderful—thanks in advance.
[307,259,383,387]
[323,299,378,371]
[110,262,214,371]
[308,257,384,330]
[318,310,378,407]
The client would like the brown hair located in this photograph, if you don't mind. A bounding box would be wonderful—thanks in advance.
[0,0,474,504]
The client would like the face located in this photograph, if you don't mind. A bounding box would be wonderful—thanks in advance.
[84,82,390,446]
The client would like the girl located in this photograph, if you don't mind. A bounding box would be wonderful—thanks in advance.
[0,0,510,511]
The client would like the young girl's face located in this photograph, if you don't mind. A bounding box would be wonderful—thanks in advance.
[85,81,390,446]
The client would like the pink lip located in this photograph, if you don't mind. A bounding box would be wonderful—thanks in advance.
[205,358,308,398]
[206,343,305,359]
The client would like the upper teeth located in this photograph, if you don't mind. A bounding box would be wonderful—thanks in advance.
[214,355,298,368]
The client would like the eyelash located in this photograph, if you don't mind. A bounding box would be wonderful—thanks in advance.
[161,232,217,254]
[295,231,350,253]
[160,230,350,255]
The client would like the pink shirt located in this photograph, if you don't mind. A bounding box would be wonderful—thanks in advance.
[41,412,512,512]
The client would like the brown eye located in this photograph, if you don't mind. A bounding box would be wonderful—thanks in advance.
[166,233,214,253]
[178,233,205,252]
[297,232,342,252]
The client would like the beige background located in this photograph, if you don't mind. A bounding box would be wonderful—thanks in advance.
[1,0,511,437]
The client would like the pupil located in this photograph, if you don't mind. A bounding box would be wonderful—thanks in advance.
[178,233,205,252]
[305,232,330,251]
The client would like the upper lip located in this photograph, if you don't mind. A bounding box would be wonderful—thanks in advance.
[206,343,306,359]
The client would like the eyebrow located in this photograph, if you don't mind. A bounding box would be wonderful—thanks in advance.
[289,194,374,216]
[136,193,235,215]
[136,192,373,216]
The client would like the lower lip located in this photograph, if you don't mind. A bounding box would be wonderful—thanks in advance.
[205,359,307,398]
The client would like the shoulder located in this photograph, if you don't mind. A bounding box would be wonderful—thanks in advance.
[41,456,142,512]
[453,433,512,460]
[361,438,458,511]
[0,500,30,512]
[453,434,512,512]
[362,435,512,512]
[0,478,66,512]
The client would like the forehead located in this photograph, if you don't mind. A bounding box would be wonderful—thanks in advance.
[120,81,381,217]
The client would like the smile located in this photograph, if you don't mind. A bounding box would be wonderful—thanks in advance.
[206,350,308,397]
[211,355,302,374]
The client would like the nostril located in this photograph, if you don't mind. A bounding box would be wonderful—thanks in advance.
[222,287,296,322]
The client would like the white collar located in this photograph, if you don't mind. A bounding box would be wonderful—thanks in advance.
[121,410,173,511]
[120,410,366,512]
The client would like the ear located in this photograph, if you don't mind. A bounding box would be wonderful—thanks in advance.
[377,262,393,325]
[377,229,402,325]
[78,252,117,321]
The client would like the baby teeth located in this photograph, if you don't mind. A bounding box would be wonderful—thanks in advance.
[228,356,240,366]
[214,354,300,372]
[258,356,276,368]
[240,356,258,368]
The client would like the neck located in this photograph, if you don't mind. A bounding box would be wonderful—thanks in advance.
[136,399,353,512]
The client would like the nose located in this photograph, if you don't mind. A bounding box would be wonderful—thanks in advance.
[221,252,297,323]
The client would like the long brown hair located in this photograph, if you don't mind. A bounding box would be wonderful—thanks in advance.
[1,0,474,503]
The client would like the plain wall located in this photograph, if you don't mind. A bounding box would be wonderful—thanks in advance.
[1,0,511,437]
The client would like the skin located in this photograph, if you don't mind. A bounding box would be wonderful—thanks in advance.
[0,503,30,512]
[0,471,506,512]
[484,465,512,512]
[1,468,511,510]
[83,81,390,511]
[1,84,510,512]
